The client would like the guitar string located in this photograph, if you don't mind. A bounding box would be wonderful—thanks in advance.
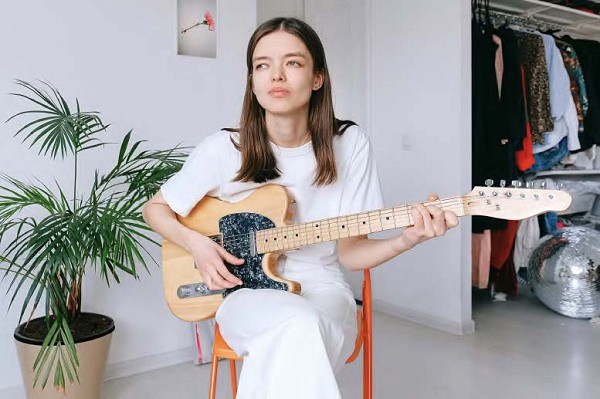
[220,197,472,248]
[220,191,555,248]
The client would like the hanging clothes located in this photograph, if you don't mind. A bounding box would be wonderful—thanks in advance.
[555,39,589,134]
[562,37,600,150]
[514,31,554,143]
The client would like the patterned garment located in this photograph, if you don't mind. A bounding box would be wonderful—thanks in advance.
[515,31,553,143]
[555,39,589,134]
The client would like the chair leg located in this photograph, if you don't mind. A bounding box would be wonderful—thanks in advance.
[209,352,219,399]
[229,360,238,398]
[363,331,372,399]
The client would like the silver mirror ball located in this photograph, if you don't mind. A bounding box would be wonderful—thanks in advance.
[528,227,600,319]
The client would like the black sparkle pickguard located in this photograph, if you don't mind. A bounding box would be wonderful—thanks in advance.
[220,213,287,297]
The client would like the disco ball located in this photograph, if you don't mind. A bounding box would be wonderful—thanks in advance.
[528,226,600,319]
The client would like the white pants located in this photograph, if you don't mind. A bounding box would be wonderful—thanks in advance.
[215,283,357,399]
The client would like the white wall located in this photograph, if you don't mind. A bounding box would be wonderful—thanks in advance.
[369,0,473,334]
[0,0,255,392]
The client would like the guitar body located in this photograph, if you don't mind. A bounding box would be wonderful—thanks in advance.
[162,185,300,322]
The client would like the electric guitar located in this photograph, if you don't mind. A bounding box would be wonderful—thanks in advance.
[162,184,571,321]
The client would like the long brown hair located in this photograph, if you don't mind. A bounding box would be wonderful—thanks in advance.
[228,17,355,186]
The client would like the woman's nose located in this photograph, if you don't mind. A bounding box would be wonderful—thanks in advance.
[271,66,285,82]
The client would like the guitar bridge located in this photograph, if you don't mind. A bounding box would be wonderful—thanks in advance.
[177,283,225,299]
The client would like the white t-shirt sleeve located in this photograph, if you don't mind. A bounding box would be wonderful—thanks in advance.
[338,128,385,216]
[160,133,223,216]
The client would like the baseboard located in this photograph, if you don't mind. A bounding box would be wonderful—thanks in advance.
[104,346,194,381]
[0,347,194,398]
[373,299,475,335]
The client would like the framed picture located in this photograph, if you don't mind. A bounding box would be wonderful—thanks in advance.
[177,0,217,58]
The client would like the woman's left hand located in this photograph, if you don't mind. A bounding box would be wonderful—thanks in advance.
[393,194,459,251]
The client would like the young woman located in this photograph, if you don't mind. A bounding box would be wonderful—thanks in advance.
[143,17,458,399]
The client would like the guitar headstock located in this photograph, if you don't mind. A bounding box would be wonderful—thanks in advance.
[464,186,572,220]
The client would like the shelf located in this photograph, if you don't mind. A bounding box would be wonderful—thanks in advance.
[489,0,600,39]
[536,169,600,176]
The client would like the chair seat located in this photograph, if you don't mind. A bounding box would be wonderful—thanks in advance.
[213,308,364,363]
[213,325,242,360]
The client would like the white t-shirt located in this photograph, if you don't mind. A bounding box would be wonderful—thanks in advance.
[161,125,384,287]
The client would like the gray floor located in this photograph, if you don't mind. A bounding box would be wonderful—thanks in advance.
[102,285,600,399]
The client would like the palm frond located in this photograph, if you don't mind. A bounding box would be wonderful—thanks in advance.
[7,80,108,159]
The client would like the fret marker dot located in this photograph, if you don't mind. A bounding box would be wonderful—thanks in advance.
[342,225,345,229]
[317,235,320,239]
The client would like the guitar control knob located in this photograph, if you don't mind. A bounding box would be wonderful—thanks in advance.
[500,179,506,188]
[485,179,493,187]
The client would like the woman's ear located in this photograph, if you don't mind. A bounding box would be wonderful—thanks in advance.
[313,72,324,91]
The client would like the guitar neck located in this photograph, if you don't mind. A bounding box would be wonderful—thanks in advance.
[254,196,467,254]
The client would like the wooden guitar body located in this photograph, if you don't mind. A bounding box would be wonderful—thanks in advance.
[162,185,299,322]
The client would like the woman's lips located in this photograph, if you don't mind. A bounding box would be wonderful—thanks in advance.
[269,88,290,97]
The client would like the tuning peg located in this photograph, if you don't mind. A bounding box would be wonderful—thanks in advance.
[511,180,522,188]
[540,180,546,189]
[556,182,564,190]
[485,179,493,187]
[526,181,534,188]
[499,179,506,187]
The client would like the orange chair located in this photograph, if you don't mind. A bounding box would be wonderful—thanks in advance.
[208,269,373,399]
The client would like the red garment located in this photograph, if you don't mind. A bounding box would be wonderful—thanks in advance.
[491,248,519,298]
[515,66,534,171]
[490,220,519,269]
[490,220,519,297]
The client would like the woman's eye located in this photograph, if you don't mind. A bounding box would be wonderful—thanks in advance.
[254,63,267,70]
[287,61,301,67]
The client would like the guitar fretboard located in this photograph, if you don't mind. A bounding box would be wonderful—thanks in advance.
[254,197,467,254]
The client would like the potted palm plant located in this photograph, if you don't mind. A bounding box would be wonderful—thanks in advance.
[0,80,187,398]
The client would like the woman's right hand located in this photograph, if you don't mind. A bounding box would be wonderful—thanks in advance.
[187,232,244,290]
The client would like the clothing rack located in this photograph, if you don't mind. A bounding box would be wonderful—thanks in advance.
[488,9,565,32]
[486,9,598,40]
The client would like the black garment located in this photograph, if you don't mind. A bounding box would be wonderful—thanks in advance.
[496,28,527,175]
[561,37,600,150]
[472,20,518,232]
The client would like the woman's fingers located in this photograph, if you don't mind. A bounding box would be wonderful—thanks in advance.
[214,261,243,287]
[412,203,435,238]
[445,210,459,228]
[197,244,245,290]
[427,193,439,202]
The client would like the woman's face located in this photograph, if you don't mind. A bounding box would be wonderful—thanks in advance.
[251,31,323,118]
